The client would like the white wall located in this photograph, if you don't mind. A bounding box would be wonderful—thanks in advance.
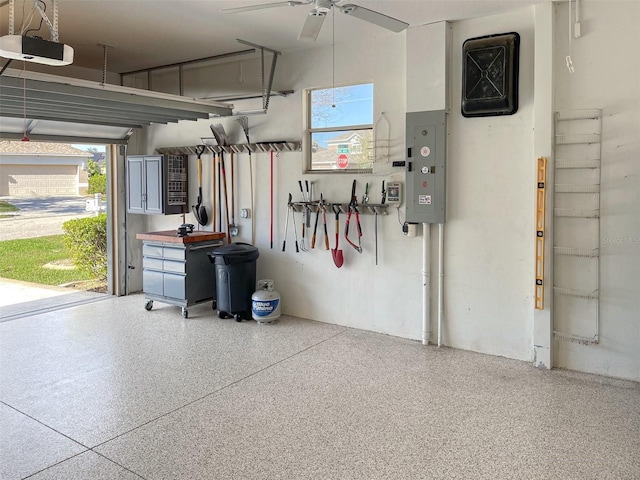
[552,0,640,381]
[443,8,536,361]
[131,2,639,381]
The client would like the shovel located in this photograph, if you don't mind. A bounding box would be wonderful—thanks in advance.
[332,204,344,268]
[192,145,208,226]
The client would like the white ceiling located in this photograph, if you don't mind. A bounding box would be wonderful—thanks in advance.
[1,0,543,74]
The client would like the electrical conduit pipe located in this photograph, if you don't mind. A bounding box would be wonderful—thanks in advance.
[437,223,444,347]
[422,223,431,345]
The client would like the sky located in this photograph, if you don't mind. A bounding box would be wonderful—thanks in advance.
[312,83,373,148]
[72,144,106,152]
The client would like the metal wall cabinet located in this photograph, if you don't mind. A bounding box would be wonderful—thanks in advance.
[127,155,188,215]
[137,231,225,318]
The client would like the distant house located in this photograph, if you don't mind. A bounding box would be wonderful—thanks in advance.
[0,141,91,196]
[326,131,365,154]
[311,131,372,170]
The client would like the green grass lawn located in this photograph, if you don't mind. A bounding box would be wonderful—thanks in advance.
[0,235,95,286]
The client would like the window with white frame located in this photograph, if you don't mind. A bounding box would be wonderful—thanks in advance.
[304,83,374,172]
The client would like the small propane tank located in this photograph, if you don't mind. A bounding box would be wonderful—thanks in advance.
[252,279,281,324]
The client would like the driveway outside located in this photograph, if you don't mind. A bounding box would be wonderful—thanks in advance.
[0,196,95,241]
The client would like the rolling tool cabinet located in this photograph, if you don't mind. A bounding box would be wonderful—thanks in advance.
[136,230,225,318]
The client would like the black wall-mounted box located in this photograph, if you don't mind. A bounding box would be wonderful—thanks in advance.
[461,32,520,117]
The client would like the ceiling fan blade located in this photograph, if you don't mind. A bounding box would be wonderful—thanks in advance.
[297,11,326,41]
[222,1,306,14]
[339,4,408,33]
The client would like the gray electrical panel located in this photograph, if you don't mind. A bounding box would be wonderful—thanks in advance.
[406,110,447,224]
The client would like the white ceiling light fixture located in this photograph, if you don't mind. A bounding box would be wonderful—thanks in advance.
[0,0,74,66]
[222,0,408,42]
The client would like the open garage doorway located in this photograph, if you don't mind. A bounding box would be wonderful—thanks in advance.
[0,141,115,316]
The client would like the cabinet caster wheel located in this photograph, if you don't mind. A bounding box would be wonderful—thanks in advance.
[212,300,217,310]
[145,300,153,311]
[218,311,230,319]
[182,308,188,318]
[234,314,242,322]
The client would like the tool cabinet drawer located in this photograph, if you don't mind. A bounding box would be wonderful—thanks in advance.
[163,247,186,260]
[143,244,163,258]
[143,269,164,296]
[143,257,163,271]
[163,273,186,300]
[163,260,186,273]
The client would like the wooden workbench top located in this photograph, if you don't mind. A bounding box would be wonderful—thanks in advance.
[136,230,225,244]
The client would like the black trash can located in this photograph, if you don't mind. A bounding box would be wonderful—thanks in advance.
[208,243,259,321]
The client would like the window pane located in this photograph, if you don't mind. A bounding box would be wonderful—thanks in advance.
[311,84,373,129]
[311,129,373,170]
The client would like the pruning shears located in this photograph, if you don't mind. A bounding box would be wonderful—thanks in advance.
[344,179,363,253]
[362,183,369,204]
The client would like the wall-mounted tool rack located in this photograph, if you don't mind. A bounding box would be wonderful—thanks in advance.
[156,142,300,156]
[290,202,389,215]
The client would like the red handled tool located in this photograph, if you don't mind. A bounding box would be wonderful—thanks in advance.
[344,179,363,253]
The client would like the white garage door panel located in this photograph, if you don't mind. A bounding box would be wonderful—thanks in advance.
[6,165,77,196]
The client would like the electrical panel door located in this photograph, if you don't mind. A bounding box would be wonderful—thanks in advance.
[406,110,447,224]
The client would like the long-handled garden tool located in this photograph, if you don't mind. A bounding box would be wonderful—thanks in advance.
[236,116,255,245]
[332,204,344,268]
[191,145,208,226]
[297,180,308,251]
[282,193,298,252]
[311,194,321,249]
[229,152,238,237]
[344,180,363,253]
[219,151,231,243]
[212,150,217,232]
[321,194,330,250]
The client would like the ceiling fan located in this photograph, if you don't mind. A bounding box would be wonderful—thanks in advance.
[222,0,409,42]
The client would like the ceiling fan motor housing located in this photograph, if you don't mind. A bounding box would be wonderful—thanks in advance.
[315,0,333,14]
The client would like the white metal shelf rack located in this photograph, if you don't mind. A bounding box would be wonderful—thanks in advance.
[553,108,602,345]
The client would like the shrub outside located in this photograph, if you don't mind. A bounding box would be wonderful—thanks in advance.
[62,213,107,279]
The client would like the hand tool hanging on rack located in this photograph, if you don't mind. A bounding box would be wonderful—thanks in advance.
[235,117,255,245]
[191,145,208,227]
[362,183,369,205]
[311,195,320,249]
[305,180,311,228]
[297,181,308,251]
[311,204,320,248]
[220,151,231,243]
[212,150,217,233]
[210,124,231,241]
[217,156,222,232]
[270,150,274,249]
[332,204,344,268]
[282,193,298,252]
[292,196,302,253]
[321,194,330,250]
[344,180,363,253]
[229,152,238,237]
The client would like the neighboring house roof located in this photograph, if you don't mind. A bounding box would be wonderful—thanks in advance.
[0,141,90,157]
[326,131,363,144]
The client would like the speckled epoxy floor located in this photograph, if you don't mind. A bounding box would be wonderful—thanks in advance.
[1,294,638,480]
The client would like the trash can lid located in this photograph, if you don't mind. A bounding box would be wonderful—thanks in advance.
[208,242,259,265]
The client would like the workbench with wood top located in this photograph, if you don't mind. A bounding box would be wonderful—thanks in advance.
[136,230,225,318]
